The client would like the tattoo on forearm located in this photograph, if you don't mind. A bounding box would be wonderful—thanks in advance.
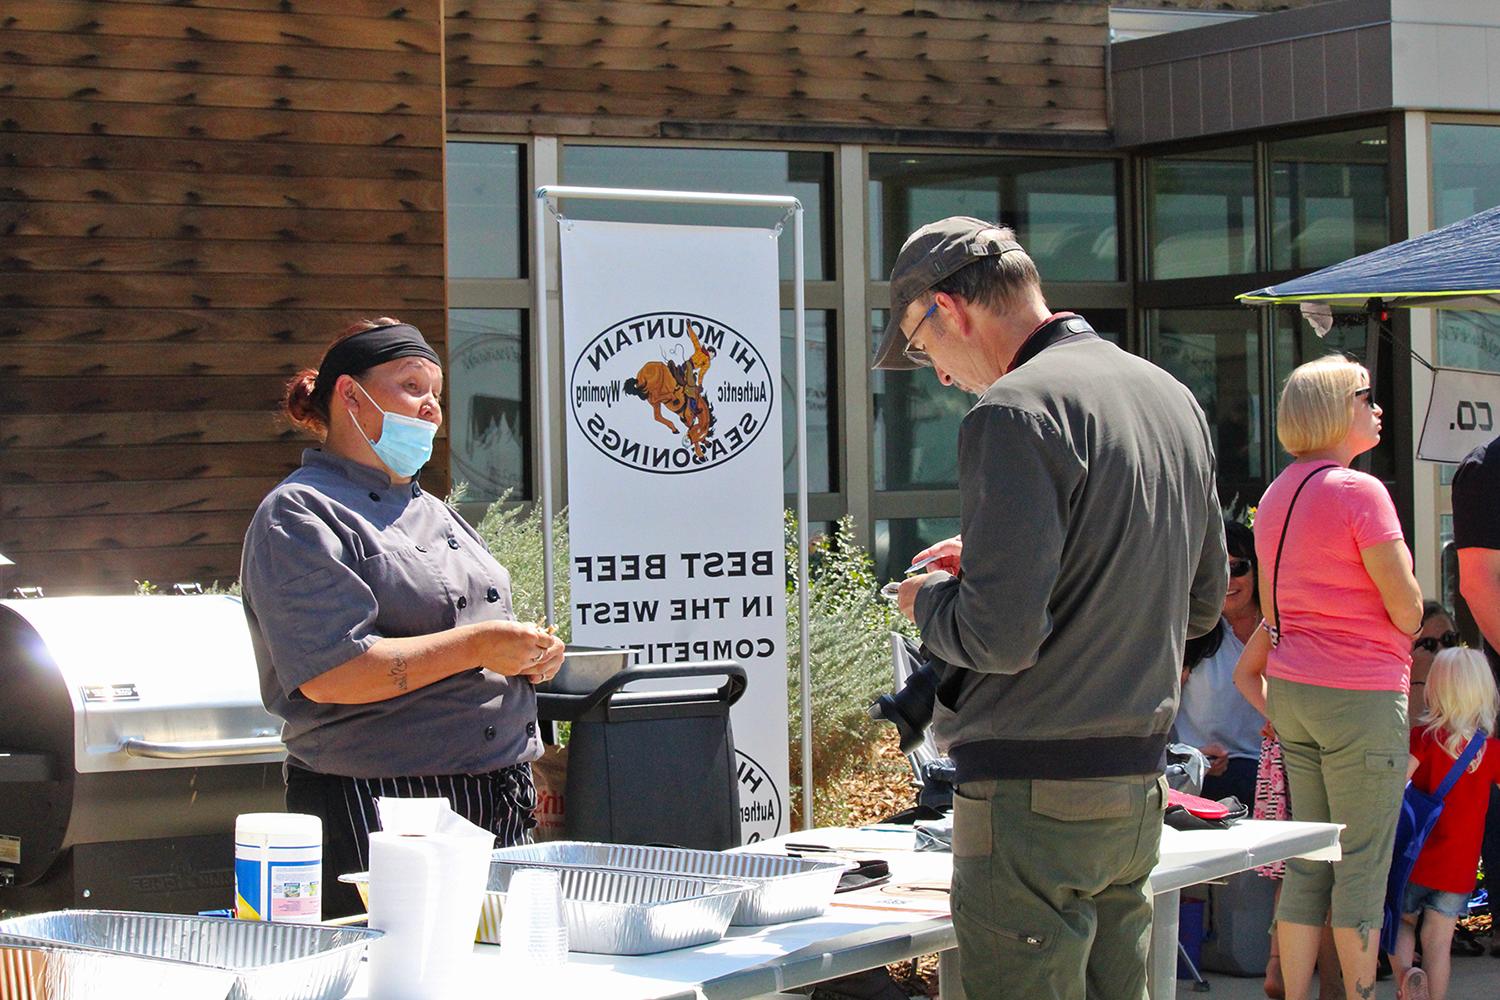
[390,655,409,692]
[1354,979,1374,999]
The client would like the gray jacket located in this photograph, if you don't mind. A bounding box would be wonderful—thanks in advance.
[915,316,1227,782]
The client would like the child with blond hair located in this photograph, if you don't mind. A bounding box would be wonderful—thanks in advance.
[1392,647,1500,1000]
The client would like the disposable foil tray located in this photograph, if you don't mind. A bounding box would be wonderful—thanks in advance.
[0,935,238,1000]
[0,911,380,1000]
[484,862,748,955]
[491,841,845,925]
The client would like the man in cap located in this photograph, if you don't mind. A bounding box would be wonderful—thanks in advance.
[881,217,1227,998]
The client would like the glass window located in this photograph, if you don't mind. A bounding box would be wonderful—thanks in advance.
[874,517,961,583]
[446,142,525,279]
[868,154,1120,282]
[780,310,836,494]
[1054,307,1126,346]
[1145,147,1256,279]
[1432,124,1500,227]
[1151,309,1264,503]
[1436,311,1500,372]
[448,309,530,503]
[1269,128,1389,272]
[870,309,970,491]
[869,307,1124,492]
[560,146,833,281]
[1270,307,1394,483]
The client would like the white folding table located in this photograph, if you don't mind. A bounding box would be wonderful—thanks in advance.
[344,819,1341,1000]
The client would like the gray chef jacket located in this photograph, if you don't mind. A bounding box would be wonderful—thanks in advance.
[240,449,541,779]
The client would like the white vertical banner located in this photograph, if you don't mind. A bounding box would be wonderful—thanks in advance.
[559,218,788,843]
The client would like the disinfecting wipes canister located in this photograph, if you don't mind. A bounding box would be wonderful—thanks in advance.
[235,812,322,923]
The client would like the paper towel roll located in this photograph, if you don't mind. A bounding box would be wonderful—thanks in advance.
[366,829,492,1000]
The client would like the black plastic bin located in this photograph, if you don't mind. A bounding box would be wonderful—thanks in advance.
[535,661,746,851]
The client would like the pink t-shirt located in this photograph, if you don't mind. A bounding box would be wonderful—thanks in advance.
[1254,460,1411,691]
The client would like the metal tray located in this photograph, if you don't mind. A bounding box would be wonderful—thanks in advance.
[0,911,381,1000]
[340,863,746,955]
[490,841,845,925]
[0,935,238,1000]
[484,862,747,955]
[536,646,632,695]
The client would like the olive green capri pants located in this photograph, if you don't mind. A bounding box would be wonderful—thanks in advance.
[1265,676,1408,938]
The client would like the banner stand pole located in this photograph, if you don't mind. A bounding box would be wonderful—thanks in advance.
[532,185,815,832]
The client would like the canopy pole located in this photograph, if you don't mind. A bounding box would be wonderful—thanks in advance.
[1356,297,1384,475]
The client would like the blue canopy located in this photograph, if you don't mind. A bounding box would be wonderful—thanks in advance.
[1239,204,1500,310]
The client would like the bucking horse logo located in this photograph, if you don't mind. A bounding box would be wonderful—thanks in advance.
[623,321,718,458]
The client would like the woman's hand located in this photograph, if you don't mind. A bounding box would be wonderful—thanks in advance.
[1359,540,1424,636]
[1232,624,1272,720]
[480,621,566,683]
[1201,742,1229,777]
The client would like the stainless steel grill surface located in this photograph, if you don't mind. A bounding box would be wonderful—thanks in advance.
[490,841,844,924]
[0,910,379,1000]
[0,596,287,914]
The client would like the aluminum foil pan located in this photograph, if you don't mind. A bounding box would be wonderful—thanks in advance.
[490,841,844,924]
[485,863,747,955]
[0,911,380,1000]
[0,936,238,1000]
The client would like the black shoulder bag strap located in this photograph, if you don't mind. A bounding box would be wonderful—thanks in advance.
[1267,463,1339,648]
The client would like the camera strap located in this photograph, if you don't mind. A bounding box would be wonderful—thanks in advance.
[1267,463,1338,647]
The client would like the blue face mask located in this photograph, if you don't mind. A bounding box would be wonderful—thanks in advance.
[350,379,437,479]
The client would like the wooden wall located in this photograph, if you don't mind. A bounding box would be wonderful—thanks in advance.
[444,0,1110,138]
[0,0,448,594]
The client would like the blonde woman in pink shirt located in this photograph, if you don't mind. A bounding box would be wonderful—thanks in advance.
[1234,355,1423,1000]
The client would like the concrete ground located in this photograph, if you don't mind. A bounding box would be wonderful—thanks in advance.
[1186,942,1500,999]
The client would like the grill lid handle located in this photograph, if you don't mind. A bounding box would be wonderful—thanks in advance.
[121,735,284,760]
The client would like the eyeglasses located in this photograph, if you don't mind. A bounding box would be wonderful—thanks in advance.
[1352,386,1377,408]
[1412,631,1461,654]
[1228,558,1253,578]
[902,303,937,367]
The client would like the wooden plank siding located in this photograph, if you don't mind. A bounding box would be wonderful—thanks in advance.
[0,0,448,594]
[443,0,1110,137]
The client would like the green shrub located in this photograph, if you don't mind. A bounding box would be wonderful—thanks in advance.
[469,490,573,637]
[786,514,917,826]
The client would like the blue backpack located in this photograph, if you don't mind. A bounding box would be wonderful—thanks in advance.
[1381,729,1487,954]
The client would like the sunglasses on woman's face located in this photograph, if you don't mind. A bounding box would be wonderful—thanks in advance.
[1228,558,1254,578]
[1412,630,1461,654]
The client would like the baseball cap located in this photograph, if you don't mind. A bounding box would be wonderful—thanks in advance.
[871,217,1024,371]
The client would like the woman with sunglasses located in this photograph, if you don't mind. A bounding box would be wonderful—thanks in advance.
[1410,601,1460,724]
[1177,518,1266,807]
[1234,354,1424,1000]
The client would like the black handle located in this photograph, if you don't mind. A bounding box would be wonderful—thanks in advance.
[535,660,746,721]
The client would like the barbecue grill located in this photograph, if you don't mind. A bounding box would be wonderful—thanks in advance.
[0,595,286,916]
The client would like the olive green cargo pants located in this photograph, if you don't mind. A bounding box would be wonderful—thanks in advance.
[951,773,1169,1000]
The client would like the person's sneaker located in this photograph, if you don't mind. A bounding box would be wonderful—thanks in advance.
[1400,966,1431,1000]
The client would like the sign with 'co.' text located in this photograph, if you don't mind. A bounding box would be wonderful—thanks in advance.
[1417,366,1500,463]
[559,218,788,843]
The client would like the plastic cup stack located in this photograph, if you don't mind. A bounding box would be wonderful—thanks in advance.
[498,868,570,970]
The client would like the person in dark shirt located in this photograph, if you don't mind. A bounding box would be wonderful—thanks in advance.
[1452,431,1500,954]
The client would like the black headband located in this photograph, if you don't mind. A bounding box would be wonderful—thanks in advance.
[314,323,440,398]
